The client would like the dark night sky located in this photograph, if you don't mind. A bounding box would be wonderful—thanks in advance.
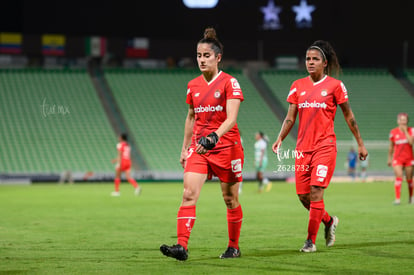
[0,0,412,66]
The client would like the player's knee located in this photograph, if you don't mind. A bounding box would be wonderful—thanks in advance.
[222,192,238,208]
[298,194,310,209]
[182,187,199,204]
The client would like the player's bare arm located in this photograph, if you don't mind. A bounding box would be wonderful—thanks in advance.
[339,101,368,160]
[215,98,241,138]
[402,127,414,145]
[272,103,298,153]
[181,106,195,167]
[387,140,394,166]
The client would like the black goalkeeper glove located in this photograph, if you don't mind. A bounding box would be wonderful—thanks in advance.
[198,132,219,150]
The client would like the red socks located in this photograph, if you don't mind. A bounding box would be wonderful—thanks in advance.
[114,178,139,191]
[114,178,121,192]
[307,200,325,244]
[128,178,139,189]
[227,205,243,249]
[176,204,243,251]
[177,205,196,250]
[395,177,402,200]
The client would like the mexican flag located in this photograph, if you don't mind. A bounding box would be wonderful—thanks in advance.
[85,36,106,57]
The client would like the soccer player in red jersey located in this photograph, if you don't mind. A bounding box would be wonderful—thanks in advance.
[388,113,414,205]
[272,40,368,252]
[111,133,141,196]
[160,28,244,261]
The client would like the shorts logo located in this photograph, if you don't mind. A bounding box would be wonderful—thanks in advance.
[187,148,194,159]
[231,159,242,173]
[316,164,328,178]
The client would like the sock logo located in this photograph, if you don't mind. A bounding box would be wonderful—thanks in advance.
[185,218,194,233]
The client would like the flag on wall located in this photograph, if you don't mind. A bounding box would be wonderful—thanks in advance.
[0,32,22,54]
[85,36,106,57]
[42,34,65,56]
[126,38,149,58]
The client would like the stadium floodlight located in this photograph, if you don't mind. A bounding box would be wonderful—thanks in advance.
[183,0,219,9]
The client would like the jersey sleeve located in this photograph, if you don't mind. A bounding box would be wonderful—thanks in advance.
[287,81,298,104]
[389,129,394,141]
[334,81,349,105]
[186,86,193,105]
[225,77,244,102]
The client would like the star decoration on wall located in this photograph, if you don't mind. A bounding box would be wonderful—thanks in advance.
[292,0,315,28]
[260,0,283,30]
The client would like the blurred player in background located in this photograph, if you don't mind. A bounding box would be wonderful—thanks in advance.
[347,147,358,181]
[160,27,244,261]
[272,40,368,252]
[255,131,272,192]
[111,133,141,196]
[388,113,414,205]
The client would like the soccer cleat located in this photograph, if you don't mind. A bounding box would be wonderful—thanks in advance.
[409,196,413,204]
[160,244,188,261]
[111,191,120,197]
[134,187,142,196]
[300,239,317,253]
[393,199,401,205]
[265,182,273,192]
[325,216,339,247]
[219,247,241,259]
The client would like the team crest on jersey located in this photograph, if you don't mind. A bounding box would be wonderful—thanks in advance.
[214,90,221,98]
[300,91,306,96]
[321,90,328,96]
[230,78,241,89]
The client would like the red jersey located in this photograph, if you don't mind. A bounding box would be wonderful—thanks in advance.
[389,127,414,162]
[117,141,131,163]
[287,75,348,152]
[186,71,244,151]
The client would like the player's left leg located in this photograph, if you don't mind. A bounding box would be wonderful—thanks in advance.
[111,169,122,196]
[125,169,141,195]
[220,181,242,259]
[301,147,337,252]
[393,165,404,205]
[404,165,413,204]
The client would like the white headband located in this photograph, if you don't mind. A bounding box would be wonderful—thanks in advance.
[309,46,326,61]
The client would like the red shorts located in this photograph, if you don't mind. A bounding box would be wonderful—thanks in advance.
[392,158,414,167]
[295,146,336,194]
[184,144,244,183]
[116,160,131,172]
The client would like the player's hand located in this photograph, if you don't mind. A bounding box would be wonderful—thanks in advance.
[198,132,219,150]
[399,124,408,133]
[272,139,282,154]
[180,149,188,168]
[358,145,368,161]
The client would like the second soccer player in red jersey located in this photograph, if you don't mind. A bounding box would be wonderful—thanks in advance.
[388,113,414,204]
[160,27,244,261]
[272,40,368,252]
[111,133,141,196]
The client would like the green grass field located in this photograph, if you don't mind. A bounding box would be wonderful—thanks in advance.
[1,181,413,274]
